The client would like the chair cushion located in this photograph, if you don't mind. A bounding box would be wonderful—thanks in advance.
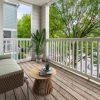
[0,59,17,65]
[0,58,24,94]
[0,64,22,77]
[0,59,22,77]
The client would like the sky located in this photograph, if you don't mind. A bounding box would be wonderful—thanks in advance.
[17,4,31,20]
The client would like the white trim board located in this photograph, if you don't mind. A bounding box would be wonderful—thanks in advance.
[7,0,57,6]
[3,28,17,31]
[47,0,57,5]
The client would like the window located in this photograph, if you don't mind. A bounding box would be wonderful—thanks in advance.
[3,31,11,38]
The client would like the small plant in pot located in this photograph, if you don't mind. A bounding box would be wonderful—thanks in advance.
[30,28,45,62]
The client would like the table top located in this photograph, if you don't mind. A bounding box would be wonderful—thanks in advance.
[29,66,56,79]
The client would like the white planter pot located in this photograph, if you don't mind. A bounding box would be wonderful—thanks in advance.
[35,54,43,62]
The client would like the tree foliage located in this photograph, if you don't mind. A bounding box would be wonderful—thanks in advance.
[50,0,100,38]
[50,0,100,67]
[17,14,31,38]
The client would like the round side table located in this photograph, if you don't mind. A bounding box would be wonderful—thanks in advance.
[29,66,56,95]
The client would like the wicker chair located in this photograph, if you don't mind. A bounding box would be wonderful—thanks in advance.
[0,55,29,100]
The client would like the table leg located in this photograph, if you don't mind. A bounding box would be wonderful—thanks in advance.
[33,79,53,95]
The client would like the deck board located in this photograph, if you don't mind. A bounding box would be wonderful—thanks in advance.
[56,67,100,95]
[0,61,100,100]
[14,87,26,100]
[0,94,5,100]
[6,90,16,100]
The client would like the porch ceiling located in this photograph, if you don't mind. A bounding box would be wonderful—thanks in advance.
[6,0,56,6]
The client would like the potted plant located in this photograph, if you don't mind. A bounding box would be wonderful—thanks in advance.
[30,28,45,61]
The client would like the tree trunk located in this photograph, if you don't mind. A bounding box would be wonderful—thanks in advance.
[74,42,77,69]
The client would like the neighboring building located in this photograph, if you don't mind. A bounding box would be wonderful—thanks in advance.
[3,2,18,38]
[3,2,18,56]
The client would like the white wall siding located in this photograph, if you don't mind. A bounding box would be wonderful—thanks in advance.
[31,4,41,60]
[0,0,3,55]
[31,4,41,33]
[3,3,17,29]
[41,4,49,38]
[31,4,49,34]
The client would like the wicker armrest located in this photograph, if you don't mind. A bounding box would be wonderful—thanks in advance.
[0,54,11,60]
[0,59,24,94]
[0,70,24,94]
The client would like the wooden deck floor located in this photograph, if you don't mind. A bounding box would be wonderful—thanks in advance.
[0,61,100,100]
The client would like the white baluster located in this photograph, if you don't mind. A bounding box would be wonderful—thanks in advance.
[76,41,78,70]
[54,41,55,62]
[29,40,31,59]
[55,41,57,62]
[24,40,26,59]
[58,41,60,63]
[5,40,7,54]
[26,40,28,59]
[62,41,64,64]
[16,39,18,61]
[91,42,93,76]
[97,41,100,79]
[52,41,54,61]
[60,41,62,64]
[72,41,74,69]
[56,41,58,62]
[69,41,71,68]
[80,41,83,72]
[20,40,22,60]
[49,41,50,59]
[85,41,88,74]
[51,41,52,60]
[66,41,68,66]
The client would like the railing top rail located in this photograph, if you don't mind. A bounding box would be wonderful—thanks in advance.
[3,38,31,41]
[47,38,100,42]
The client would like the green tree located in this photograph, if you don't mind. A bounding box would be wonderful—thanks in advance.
[50,0,100,38]
[18,14,31,38]
[50,0,100,67]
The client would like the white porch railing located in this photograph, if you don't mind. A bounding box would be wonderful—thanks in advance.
[47,38,100,83]
[3,38,32,63]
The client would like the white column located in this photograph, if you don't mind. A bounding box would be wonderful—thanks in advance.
[0,0,3,55]
[31,4,41,33]
[41,4,49,61]
[31,4,41,60]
